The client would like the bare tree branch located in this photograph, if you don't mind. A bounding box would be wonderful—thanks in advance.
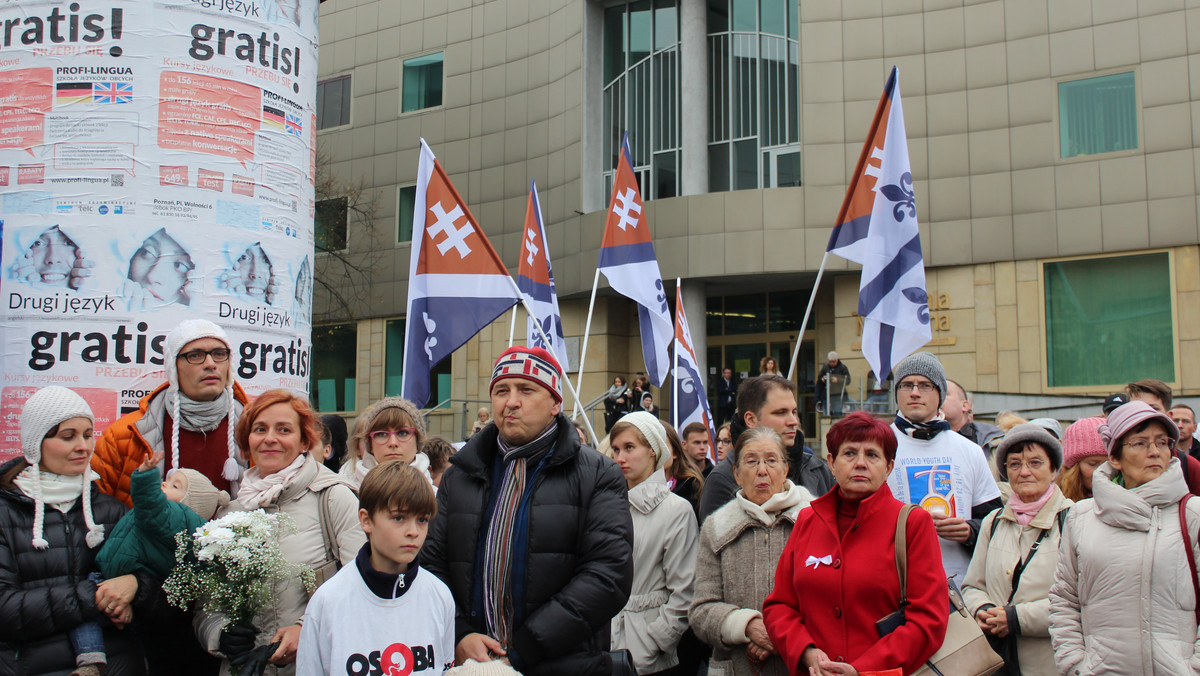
[312,144,383,324]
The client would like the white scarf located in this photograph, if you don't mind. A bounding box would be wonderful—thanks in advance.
[735,480,810,526]
[351,450,434,490]
[14,465,105,548]
[236,453,308,509]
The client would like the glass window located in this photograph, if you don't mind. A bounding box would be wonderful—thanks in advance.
[733,138,758,190]
[768,290,813,331]
[724,293,767,334]
[315,197,347,251]
[772,149,802,187]
[731,0,756,31]
[311,323,356,412]
[316,75,351,129]
[708,142,730,191]
[759,0,786,36]
[384,318,453,408]
[397,186,416,243]
[402,52,444,113]
[1059,71,1137,158]
[707,0,728,33]
[707,295,723,336]
[603,0,681,200]
[1044,253,1173,387]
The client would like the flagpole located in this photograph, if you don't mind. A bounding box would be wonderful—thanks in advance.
[571,267,602,419]
[786,251,830,382]
[507,306,517,347]
[673,277,681,431]
[512,292,598,444]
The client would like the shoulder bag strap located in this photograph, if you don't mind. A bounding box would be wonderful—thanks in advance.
[1179,494,1199,625]
[318,486,339,568]
[893,504,917,606]
[1006,520,1053,604]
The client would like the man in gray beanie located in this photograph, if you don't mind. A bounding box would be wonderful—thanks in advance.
[886,351,1002,582]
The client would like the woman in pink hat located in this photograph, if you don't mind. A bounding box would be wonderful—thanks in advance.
[1049,401,1200,675]
[1055,417,1109,502]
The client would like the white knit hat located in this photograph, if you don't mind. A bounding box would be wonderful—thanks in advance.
[619,411,671,471]
[444,659,523,676]
[19,386,104,549]
[162,319,240,481]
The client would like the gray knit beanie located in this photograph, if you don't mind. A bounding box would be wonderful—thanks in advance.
[891,351,947,408]
[995,423,1064,481]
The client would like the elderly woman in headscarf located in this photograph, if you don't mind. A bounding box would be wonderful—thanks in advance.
[608,412,699,674]
[764,412,947,675]
[962,423,1073,676]
[0,386,150,675]
[689,426,813,675]
[1050,401,1200,675]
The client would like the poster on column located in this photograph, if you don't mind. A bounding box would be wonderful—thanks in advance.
[0,0,318,460]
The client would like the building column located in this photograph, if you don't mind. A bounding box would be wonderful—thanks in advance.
[679,0,707,196]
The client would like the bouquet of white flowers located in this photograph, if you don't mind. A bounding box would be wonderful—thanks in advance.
[164,509,315,626]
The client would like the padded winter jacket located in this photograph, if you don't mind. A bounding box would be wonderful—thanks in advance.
[0,458,150,676]
[95,467,207,580]
[424,413,634,676]
[91,382,249,507]
[1049,459,1200,676]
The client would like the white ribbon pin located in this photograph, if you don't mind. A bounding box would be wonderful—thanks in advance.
[805,554,833,569]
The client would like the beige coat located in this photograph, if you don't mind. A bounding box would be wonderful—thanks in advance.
[195,453,365,676]
[689,481,812,676]
[1049,459,1200,676]
[611,468,698,674]
[962,486,1073,676]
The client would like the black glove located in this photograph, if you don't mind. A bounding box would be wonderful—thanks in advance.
[218,624,258,659]
[233,642,281,676]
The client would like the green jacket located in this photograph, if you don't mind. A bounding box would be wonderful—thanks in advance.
[96,467,206,579]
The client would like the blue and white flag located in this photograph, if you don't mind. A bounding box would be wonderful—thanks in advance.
[827,67,930,380]
[673,284,716,462]
[402,140,523,407]
[598,134,673,387]
[517,180,569,369]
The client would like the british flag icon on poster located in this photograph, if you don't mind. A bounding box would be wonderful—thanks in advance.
[401,139,523,407]
[93,82,132,104]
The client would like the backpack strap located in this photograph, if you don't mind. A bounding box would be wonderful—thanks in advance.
[1180,495,1200,626]
[893,504,917,606]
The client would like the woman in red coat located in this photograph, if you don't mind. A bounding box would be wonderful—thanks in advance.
[763,412,947,676]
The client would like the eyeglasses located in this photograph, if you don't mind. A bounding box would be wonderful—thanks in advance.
[1124,437,1176,452]
[740,456,783,470]
[717,438,733,447]
[1006,458,1047,474]
[177,348,231,364]
[370,428,417,444]
[897,381,936,393]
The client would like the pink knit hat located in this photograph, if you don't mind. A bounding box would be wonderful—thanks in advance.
[1062,417,1107,468]
[1097,401,1179,458]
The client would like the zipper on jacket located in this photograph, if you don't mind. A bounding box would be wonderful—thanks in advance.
[64,518,76,583]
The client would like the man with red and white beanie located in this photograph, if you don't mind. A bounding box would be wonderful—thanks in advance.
[425,346,635,676]
[92,319,248,506]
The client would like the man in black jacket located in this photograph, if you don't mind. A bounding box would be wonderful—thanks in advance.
[697,375,835,523]
[424,346,634,676]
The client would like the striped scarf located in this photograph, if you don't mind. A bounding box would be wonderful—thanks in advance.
[482,421,558,648]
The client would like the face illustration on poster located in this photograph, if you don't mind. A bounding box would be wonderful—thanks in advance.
[293,256,311,324]
[7,225,92,290]
[220,242,277,304]
[125,228,195,306]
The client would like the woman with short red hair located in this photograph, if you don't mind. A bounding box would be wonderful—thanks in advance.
[196,389,364,676]
[764,412,947,675]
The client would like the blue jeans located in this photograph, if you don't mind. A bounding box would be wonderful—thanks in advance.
[70,573,107,666]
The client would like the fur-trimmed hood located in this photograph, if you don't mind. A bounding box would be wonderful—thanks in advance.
[706,481,812,553]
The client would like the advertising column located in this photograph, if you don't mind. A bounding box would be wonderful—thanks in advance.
[0,0,318,460]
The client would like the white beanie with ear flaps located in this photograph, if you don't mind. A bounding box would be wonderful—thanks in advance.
[162,319,241,482]
[19,386,104,550]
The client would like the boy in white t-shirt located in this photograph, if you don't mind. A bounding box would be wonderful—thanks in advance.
[297,460,456,676]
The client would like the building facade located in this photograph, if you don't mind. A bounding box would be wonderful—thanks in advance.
[313,0,1200,441]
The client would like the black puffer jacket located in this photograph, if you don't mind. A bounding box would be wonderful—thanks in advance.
[0,458,148,676]
[425,414,634,676]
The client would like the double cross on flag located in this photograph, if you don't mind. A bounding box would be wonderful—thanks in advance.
[401,140,522,407]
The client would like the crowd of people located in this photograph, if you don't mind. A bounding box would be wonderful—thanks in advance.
[4,317,1200,676]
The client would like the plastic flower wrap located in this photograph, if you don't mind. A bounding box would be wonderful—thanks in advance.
[164,509,315,627]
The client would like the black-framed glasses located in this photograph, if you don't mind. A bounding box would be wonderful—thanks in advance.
[177,348,231,364]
